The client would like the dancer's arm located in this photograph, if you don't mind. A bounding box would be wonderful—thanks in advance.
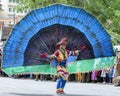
[40,50,59,60]
[68,45,86,56]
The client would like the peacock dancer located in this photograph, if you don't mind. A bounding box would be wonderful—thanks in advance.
[41,37,86,94]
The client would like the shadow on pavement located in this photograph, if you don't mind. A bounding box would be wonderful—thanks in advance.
[9,93,100,96]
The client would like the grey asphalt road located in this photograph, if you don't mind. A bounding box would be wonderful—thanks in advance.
[0,77,120,96]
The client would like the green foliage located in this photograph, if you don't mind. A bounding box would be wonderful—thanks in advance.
[16,0,120,45]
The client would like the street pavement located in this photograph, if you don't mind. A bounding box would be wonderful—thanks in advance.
[0,77,120,96]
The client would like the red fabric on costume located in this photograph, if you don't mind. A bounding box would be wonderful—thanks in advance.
[54,50,70,57]
[40,53,47,58]
[54,50,59,57]
[67,50,70,55]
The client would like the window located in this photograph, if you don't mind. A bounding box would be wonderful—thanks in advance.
[28,10,31,12]
[9,0,12,2]
[21,11,23,13]
[13,0,15,3]
[24,10,27,13]
[16,10,19,13]
[9,7,12,12]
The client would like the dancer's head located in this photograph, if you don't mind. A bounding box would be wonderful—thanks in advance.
[56,37,68,50]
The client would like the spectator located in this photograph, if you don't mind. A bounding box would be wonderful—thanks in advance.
[113,48,120,86]
[109,66,114,83]
[76,73,82,82]
[101,68,110,84]
[101,69,106,84]
[82,72,91,83]
[35,74,40,81]
[96,70,102,83]
[91,71,97,83]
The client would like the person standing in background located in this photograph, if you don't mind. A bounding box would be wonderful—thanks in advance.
[113,47,120,86]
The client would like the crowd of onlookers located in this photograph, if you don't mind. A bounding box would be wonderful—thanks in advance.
[0,67,117,84]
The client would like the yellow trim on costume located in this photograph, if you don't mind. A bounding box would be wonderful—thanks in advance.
[57,88,63,91]
[57,66,68,72]
[74,50,79,56]
[56,50,68,62]
[57,65,68,80]
[49,54,55,59]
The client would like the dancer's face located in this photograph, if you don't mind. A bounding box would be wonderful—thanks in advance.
[60,44,66,50]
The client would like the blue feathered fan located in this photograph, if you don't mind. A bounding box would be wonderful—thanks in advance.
[2,4,115,75]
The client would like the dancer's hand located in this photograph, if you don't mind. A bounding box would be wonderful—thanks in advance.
[40,53,47,58]
[80,45,86,51]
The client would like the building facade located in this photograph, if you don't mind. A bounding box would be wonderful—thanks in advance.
[0,0,29,26]
[0,0,30,48]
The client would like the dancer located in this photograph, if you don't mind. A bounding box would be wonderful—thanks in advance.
[41,37,86,94]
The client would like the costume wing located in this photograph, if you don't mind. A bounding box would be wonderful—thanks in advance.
[66,56,77,65]
[50,59,58,68]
